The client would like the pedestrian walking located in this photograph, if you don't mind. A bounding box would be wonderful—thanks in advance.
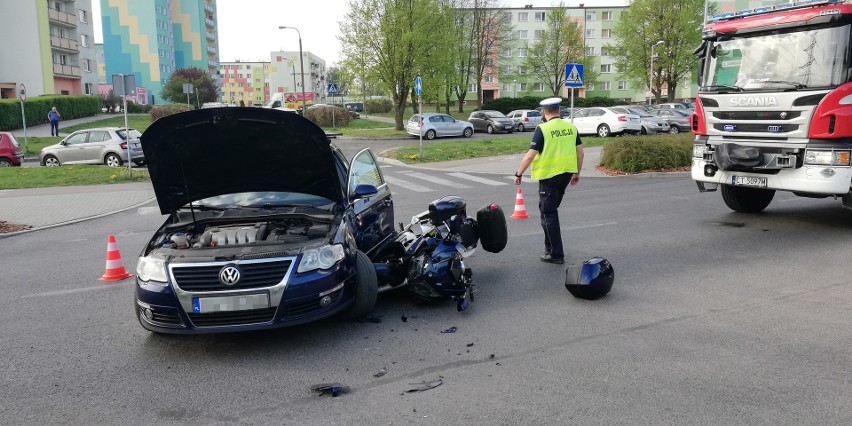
[48,107,61,137]
[513,97,583,264]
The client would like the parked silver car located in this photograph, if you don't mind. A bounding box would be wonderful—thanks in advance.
[40,127,145,167]
[405,113,474,140]
[506,109,543,132]
[612,106,670,135]
[647,109,692,134]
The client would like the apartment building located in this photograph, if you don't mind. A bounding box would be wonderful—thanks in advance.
[100,0,219,104]
[267,51,327,106]
[220,61,271,106]
[0,0,98,98]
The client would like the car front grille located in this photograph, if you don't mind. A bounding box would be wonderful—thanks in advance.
[187,307,278,327]
[171,260,292,292]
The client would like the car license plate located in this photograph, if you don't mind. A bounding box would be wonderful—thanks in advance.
[192,293,269,313]
[732,175,768,188]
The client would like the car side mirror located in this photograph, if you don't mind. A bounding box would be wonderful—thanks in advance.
[352,184,378,199]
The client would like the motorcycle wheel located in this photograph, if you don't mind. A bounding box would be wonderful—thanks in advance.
[339,250,378,320]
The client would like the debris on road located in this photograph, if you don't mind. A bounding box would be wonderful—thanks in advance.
[401,315,408,322]
[440,326,458,333]
[0,221,32,234]
[373,367,387,378]
[311,383,350,397]
[406,378,443,393]
[466,342,474,347]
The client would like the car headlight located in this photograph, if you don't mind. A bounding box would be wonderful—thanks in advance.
[693,145,706,158]
[805,150,851,166]
[297,244,345,273]
[137,256,168,283]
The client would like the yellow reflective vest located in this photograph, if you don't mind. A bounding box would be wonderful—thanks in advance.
[531,118,579,180]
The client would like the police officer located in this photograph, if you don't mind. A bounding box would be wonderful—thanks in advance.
[513,97,583,264]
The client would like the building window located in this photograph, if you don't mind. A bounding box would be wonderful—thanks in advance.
[519,12,528,22]
[468,83,477,92]
[534,30,545,40]
[518,66,527,74]
[503,12,512,22]
[586,11,595,21]
[485,58,493,66]
[602,11,613,21]
[501,48,512,58]
[83,59,91,72]
[484,75,494,83]
[80,34,89,47]
[79,9,87,23]
[84,83,92,95]
[600,46,609,56]
[601,29,612,38]
[500,65,511,75]
[601,81,611,90]
[534,83,544,91]
[585,29,595,39]
[501,31,512,40]
[535,12,545,22]
[587,83,594,91]
[517,30,528,39]
[519,83,528,91]
[601,64,612,73]
[618,81,628,90]
[518,48,527,57]
[586,46,596,56]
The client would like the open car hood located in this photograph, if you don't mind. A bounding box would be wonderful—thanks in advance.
[142,108,342,215]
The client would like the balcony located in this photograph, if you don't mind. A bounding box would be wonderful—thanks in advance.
[50,36,79,52]
[204,2,215,13]
[48,9,77,27]
[207,45,217,54]
[208,60,218,67]
[53,63,81,77]
[206,32,215,40]
[205,18,215,28]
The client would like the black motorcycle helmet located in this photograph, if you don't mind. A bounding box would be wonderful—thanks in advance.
[565,257,614,300]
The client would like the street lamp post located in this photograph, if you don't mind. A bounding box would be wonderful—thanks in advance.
[279,26,306,114]
[648,40,664,106]
[513,80,517,98]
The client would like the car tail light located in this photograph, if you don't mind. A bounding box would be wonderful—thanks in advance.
[617,116,627,122]
[120,142,127,149]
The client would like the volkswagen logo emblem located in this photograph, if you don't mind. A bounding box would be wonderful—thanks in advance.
[219,265,241,285]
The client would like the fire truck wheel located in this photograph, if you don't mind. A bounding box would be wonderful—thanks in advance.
[721,185,775,213]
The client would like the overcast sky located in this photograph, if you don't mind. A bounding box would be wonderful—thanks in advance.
[92,0,627,66]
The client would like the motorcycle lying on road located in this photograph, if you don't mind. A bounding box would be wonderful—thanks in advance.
[371,196,508,311]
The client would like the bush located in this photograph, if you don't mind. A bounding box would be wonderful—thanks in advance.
[126,102,153,114]
[305,106,353,128]
[0,95,101,131]
[150,104,193,121]
[599,133,693,173]
[365,98,393,114]
[480,95,618,114]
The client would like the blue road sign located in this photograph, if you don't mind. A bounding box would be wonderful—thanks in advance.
[565,63,584,88]
[327,83,339,95]
[415,76,422,95]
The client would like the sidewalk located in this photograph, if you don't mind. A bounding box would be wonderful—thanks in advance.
[11,113,146,138]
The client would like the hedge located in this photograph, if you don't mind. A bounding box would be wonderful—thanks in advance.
[305,106,353,128]
[365,98,393,114]
[150,104,193,121]
[599,133,693,173]
[0,95,101,131]
[481,95,618,114]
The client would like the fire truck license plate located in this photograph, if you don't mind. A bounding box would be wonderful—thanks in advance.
[732,175,768,188]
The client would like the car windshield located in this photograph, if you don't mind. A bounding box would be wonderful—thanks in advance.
[409,115,420,122]
[187,191,336,210]
[116,129,142,139]
[526,111,541,117]
[485,112,506,118]
[703,24,851,91]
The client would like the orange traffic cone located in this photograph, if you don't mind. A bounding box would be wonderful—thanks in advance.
[99,234,134,281]
[511,187,529,219]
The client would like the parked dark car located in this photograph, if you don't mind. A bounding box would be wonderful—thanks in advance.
[468,110,515,134]
[345,102,364,112]
[0,132,24,166]
[135,108,394,334]
[647,109,692,134]
[611,106,670,135]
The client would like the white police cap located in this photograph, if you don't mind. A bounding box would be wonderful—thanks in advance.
[539,97,563,108]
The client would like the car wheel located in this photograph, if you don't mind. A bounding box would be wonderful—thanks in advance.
[597,124,611,138]
[721,185,775,213]
[133,161,146,167]
[425,129,436,140]
[487,124,494,134]
[43,155,60,167]
[640,126,648,135]
[105,153,123,167]
[517,123,525,132]
[0,158,12,167]
[339,250,378,320]
[669,125,681,134]
[463,127,473,138]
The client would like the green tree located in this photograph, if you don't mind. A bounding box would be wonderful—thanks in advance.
[340,0,445,130]
[524,3,596,96]
[160,67,219,106]
[609,0,706,104]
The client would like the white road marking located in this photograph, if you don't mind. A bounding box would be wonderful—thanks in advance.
[401,172,472,188]
[446,172,507,186]
[384,176,434,192]
[22,282,132,298]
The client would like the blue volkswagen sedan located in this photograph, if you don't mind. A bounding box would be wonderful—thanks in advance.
[135,108,394,334]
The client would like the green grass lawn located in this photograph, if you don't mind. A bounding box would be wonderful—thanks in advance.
[62,115,153,134]
[19,136,62,156]
[388,134,618,163]
[0,165,149,190]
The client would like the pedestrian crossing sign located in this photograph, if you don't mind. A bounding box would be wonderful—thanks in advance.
[327,83,339,95]
[565,63,584,87]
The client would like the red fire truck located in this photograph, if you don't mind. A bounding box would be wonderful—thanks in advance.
[691,0,852,212]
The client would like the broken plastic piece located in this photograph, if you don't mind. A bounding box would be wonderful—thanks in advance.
[440,326,458,333]
[466,342,474,347]
[373,367,387,378]
[406,378,443,393]
[311,383,350,397]
[401,315,408,322]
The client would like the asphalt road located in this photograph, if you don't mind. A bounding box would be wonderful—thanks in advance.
[1,167,850,425]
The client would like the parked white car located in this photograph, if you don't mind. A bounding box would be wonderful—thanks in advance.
[570,107,642,137]
[405,113,474,140]
[506,109,543,132]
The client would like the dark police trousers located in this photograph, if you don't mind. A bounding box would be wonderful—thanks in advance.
[539,172,573,259]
